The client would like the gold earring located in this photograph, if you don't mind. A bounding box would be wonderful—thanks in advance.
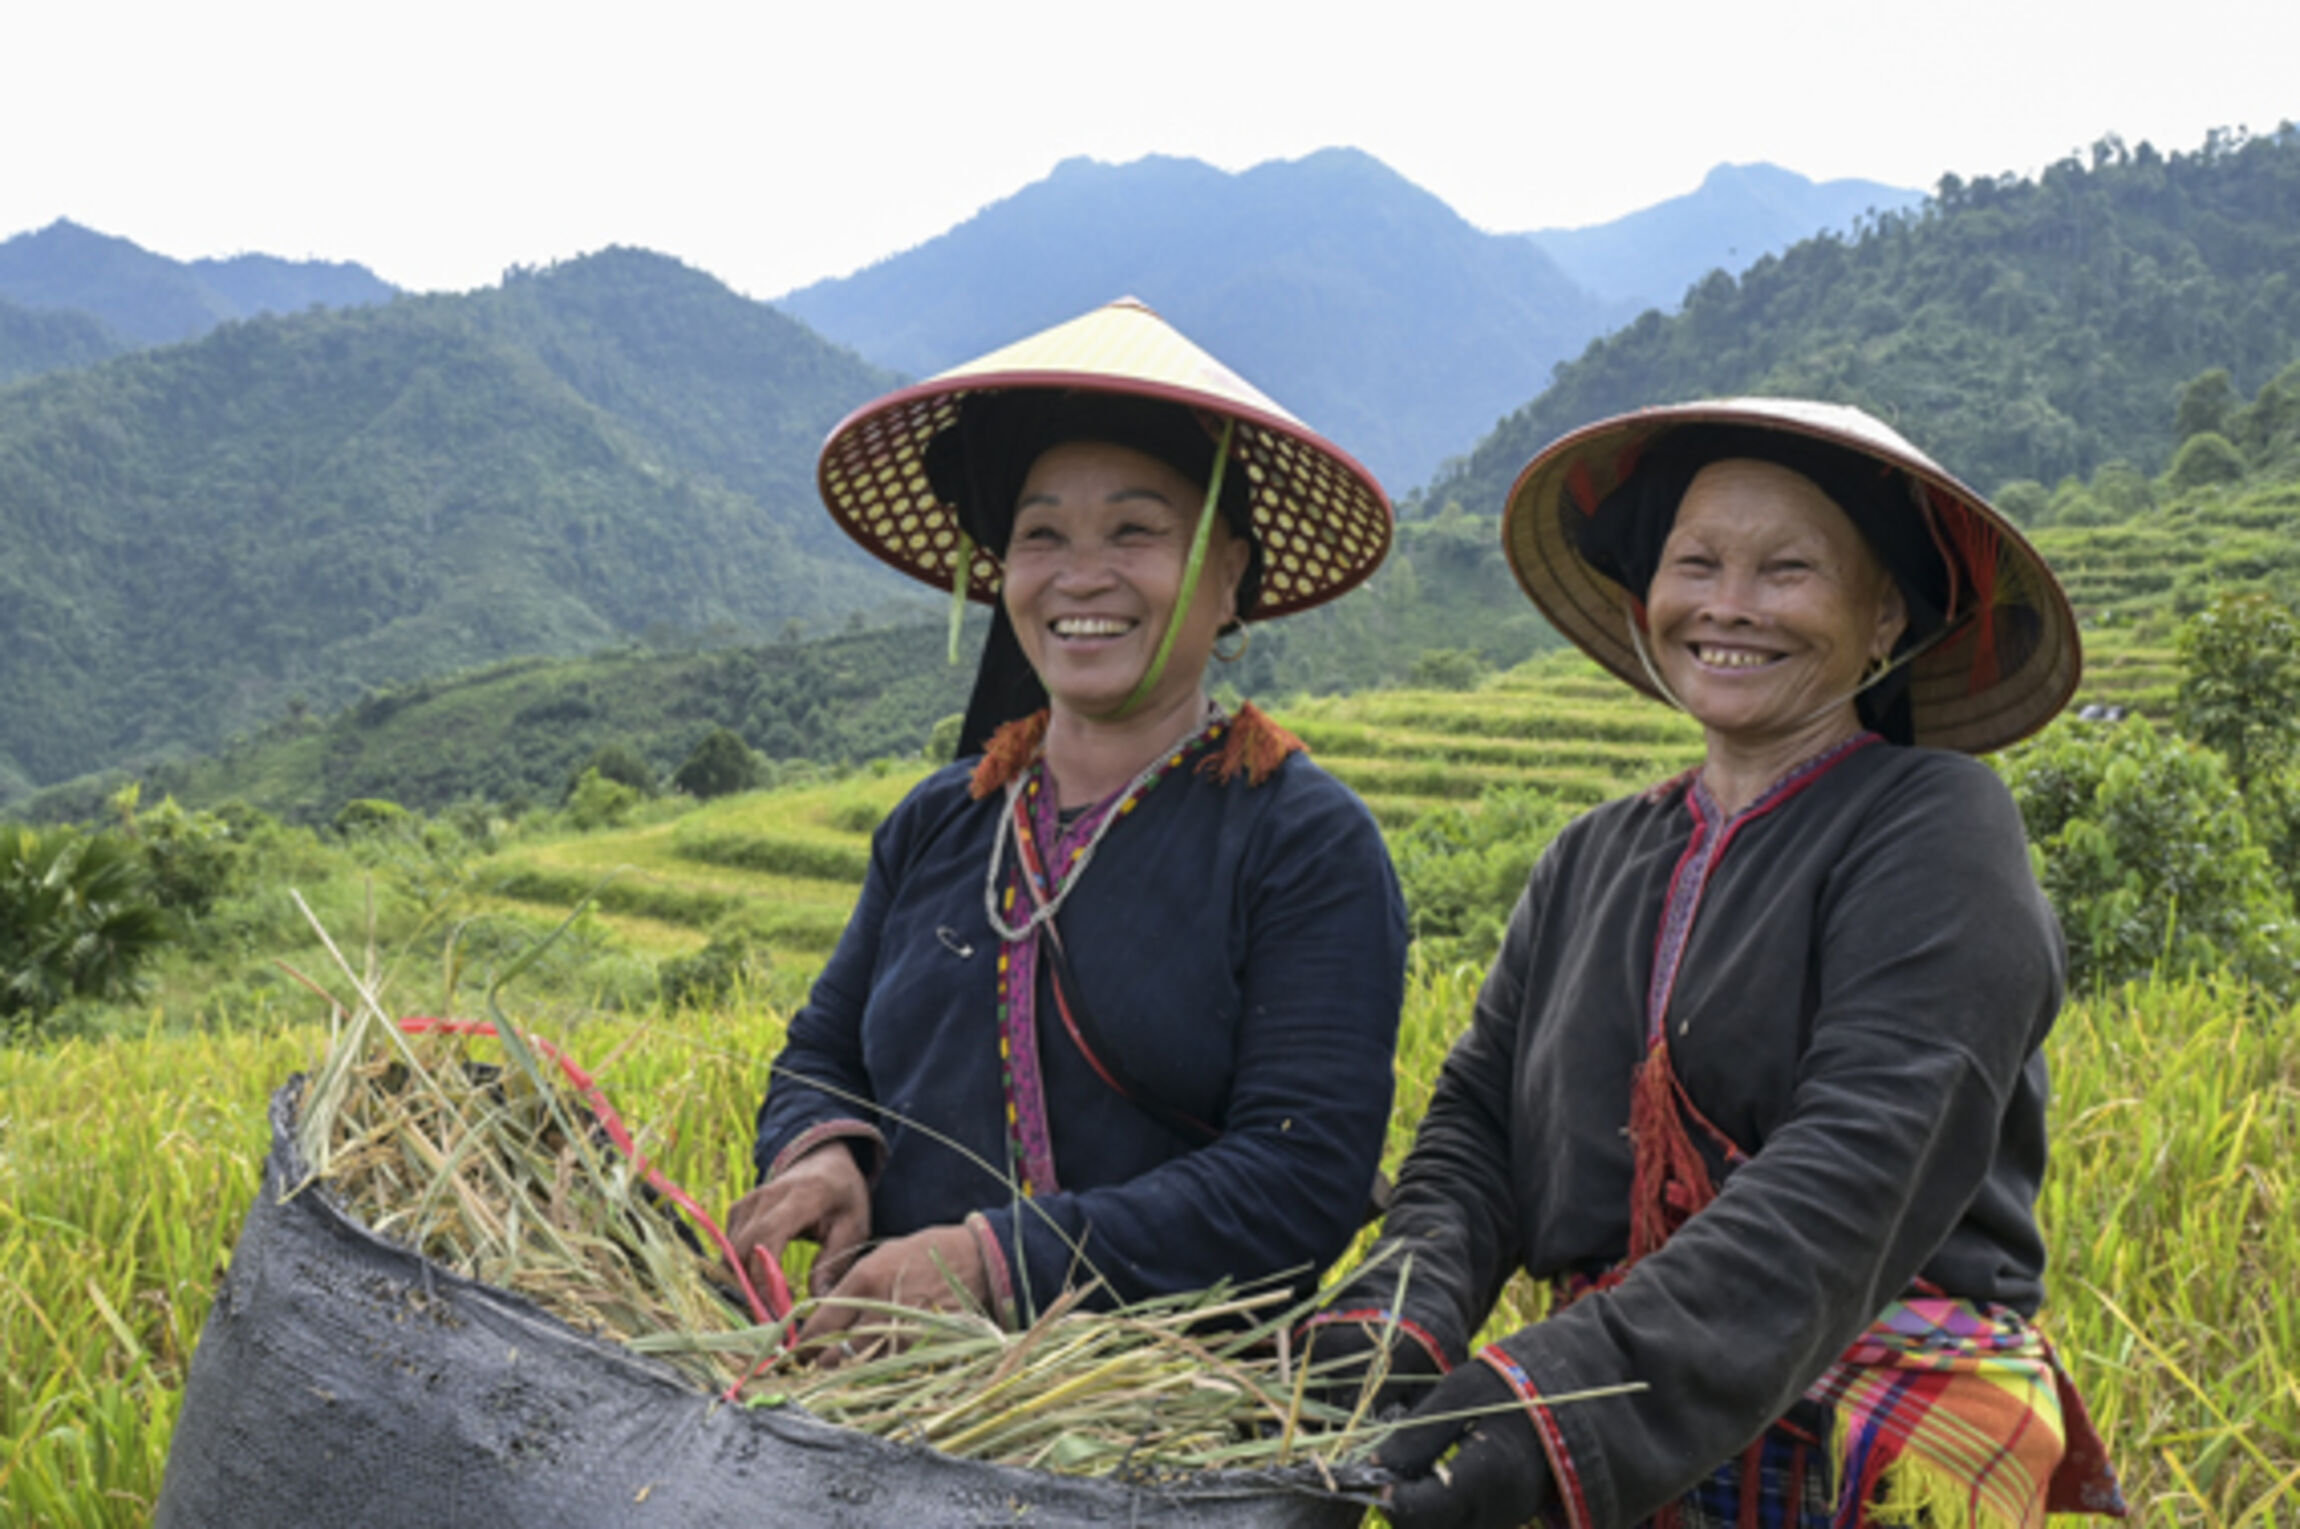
[1213,625,1252,664]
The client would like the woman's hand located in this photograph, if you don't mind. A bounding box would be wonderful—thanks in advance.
[725,1143,872,1299]
[1374,1361,1555,1529]
[795,1223,989,1358]
[1298,1312,1448,1421]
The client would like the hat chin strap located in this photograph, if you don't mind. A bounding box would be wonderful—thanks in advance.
[1623,606,1948,738]
[1095,418,1236,723]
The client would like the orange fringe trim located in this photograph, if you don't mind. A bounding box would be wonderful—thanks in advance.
[1201,702,1306,787]
[966,703,1305,800]
[968,712,1051,799]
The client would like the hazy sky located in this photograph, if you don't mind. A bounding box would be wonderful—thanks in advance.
[7,0,2294,302]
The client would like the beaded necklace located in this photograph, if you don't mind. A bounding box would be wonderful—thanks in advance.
[987,703,1228,1195]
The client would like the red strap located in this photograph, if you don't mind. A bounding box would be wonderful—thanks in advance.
[393,1017,794,1334]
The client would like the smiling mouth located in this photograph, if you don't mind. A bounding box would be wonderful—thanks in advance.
[1691,644,1780,670]
[1051,616,1137,639]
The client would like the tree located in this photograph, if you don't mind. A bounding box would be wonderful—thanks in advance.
[569,742,656,801]
[2174,368,2238,441]
[2166,431,2247,492]
[1998,716,2297,994]
[2174,589,2300,792]
[672,728,761,799]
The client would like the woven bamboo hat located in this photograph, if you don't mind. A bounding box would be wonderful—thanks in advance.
[1502,397,2080,755]
[817,297,1392,620]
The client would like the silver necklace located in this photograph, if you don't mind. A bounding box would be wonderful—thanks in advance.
[981,700,1223,943]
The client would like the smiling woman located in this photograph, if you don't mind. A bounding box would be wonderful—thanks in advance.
[1310,399,2129,1529]
[728,299,1409,1354]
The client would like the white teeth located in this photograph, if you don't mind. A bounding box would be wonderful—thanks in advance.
[1695,645,1773,669]
[1053,617,1133,638]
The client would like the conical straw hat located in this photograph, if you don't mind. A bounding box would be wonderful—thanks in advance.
[1502,397,2081,755]
[817,298,1392,620]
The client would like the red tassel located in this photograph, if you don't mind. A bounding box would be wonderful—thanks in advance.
[1626,1039,1721,1266]
[1202,701,1306,786]
[1937,490,2004,694]
[968,711,1050,799]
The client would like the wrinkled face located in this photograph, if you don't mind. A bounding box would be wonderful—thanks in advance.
[1002,441,1249,723]
[1644,459,1907,754]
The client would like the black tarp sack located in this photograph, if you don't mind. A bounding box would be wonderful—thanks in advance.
[156,1080,1374,1528]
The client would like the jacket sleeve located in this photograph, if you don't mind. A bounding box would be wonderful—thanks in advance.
[973,781,1409,1313]
[749,787,924,1184]
[1497,760,2063,1529]
[1322,849,1559,1361]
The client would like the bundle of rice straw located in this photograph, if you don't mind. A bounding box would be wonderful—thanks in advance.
[289,902,1633,1482]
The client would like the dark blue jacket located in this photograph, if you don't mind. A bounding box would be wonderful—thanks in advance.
[754,746,1408,1314]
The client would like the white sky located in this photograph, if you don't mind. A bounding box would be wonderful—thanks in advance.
[5,0,2295,301]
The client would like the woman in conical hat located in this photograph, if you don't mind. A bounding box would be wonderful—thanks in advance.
[1311,400,2126,1528]
[730,299,1409,1346]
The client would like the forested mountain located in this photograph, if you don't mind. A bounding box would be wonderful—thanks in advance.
[0,249,910,801]
[1521,163,1923,313]
[0,294,132,384]
[777,149,1633,492]
[0,220,395,352]
[1430,126,2300,519]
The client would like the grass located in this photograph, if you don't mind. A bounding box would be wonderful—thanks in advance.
[5,956,2295,1524]
[5,636,2295,1522]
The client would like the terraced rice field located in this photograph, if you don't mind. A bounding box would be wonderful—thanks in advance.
[475,637,2177,975]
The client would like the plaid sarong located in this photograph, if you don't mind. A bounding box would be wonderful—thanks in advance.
[1660,1298,2126,1528]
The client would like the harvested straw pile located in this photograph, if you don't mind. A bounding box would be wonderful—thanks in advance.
[300,1018,755,1390]
[288,908,1627,1485]
[284,927,1397,1482]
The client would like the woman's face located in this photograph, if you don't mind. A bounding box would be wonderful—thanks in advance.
[1644,459,1907,755]
[1002,440,1249,724]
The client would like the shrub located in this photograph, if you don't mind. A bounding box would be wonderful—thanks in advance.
[1992,479,2051,526]
[1391,785,1575,968]
[922,713,964,765]
[333,798,413,839]
[121,791,249,920]
[2165,431,2247,493]
[1998,716,2298,994]
[565,769,643,831]
[1408,648,1491,692]
[2173,589,2300,792]
[658,917,774,1010]
[1,823,171,1038]
[570,742,657,801]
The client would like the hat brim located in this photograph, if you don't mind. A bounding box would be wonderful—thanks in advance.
[1502,398,2081,755]
[817,302,1393,621]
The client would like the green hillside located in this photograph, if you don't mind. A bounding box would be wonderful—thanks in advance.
[1430,124,2300,518]
[0,294,131,384]
[0,249,912,799]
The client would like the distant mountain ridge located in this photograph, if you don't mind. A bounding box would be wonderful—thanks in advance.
[778,149,1635,493]
[0,219,396,351]
[777,151,1941,493]
[1521,162,1925,313]
[0,248,910,799]
[1430,127,2300,520]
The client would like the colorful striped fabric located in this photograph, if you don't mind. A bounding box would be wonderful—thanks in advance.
[1801,1297,2127,1528]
